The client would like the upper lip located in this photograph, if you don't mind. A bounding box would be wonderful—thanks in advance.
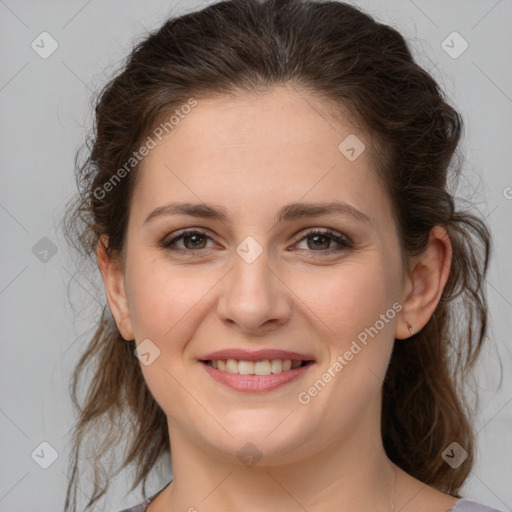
[200,349,315,362]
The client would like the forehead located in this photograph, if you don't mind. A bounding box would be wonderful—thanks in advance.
[131,86,392,230]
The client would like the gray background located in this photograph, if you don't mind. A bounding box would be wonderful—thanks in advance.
[1,0,511,510]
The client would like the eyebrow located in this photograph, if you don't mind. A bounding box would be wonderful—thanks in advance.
[143,200,372,226]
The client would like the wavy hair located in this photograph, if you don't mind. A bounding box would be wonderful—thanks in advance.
[61,0,492,510]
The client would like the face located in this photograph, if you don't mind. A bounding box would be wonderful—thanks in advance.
[104,85,410,465]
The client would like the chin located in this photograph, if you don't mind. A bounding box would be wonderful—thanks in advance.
[202,412,317,464]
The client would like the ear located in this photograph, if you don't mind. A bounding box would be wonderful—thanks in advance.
[96,235,134,341]
[395,225,453,340]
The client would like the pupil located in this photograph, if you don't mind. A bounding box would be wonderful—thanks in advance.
[187,234,205,249]
[309,235,329,250]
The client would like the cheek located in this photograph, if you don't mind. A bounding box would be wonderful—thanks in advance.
[124,252,220,344]
[293,263,398,424]
[294,257,400,398]
[295,259,396,337]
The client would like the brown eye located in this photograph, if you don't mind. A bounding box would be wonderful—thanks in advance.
[162,230,214,253]
[306,233,332,250]
[294,229,352,256]
[181,233,208,250]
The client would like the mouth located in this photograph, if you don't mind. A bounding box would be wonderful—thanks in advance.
[200,358,313,375]
[198,349,316,392]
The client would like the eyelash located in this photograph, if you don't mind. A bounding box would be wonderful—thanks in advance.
[161,228,353,258]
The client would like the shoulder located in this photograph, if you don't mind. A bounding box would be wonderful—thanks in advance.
[115,498,151,512]
[113,480,172,512]
[449,498,506,512]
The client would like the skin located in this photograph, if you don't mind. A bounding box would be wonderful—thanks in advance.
[97,85,457,511]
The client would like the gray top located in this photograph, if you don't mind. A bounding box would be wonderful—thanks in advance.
[116,483,505,512]
[449,502,505,512]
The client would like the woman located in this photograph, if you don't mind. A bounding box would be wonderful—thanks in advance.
[62,0,503,511]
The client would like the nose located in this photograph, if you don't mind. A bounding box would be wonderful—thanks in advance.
[216,246,292,336]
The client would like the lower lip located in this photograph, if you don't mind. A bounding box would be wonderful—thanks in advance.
[200,362,314,392]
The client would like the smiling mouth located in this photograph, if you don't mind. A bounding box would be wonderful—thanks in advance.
[200,359,314,376]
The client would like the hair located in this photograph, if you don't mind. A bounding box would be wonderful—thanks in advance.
[61,0,493,510]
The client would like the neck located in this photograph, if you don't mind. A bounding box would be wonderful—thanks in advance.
[160,403,398,511]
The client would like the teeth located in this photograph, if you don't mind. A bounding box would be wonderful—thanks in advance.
[226,359,238,373]
[238,360,255,375]
[208,358,305,375]
[270,359,282,373]
[254,360,271,375]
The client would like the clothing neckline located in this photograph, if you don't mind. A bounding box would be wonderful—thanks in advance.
[447,499,475,511]
[145,480,172,507]
[144,482,466,511]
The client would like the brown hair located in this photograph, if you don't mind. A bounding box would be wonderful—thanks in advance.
[61,0,492,510]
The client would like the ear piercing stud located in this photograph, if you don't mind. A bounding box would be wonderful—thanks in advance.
[407,322,414,335]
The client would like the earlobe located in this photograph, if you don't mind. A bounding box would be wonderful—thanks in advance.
[395,225,452,340]
[96,235,134,341]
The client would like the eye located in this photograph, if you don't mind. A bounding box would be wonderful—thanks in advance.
[161,228,352,258]
[161,230,215,254]
[292,228,352,257]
